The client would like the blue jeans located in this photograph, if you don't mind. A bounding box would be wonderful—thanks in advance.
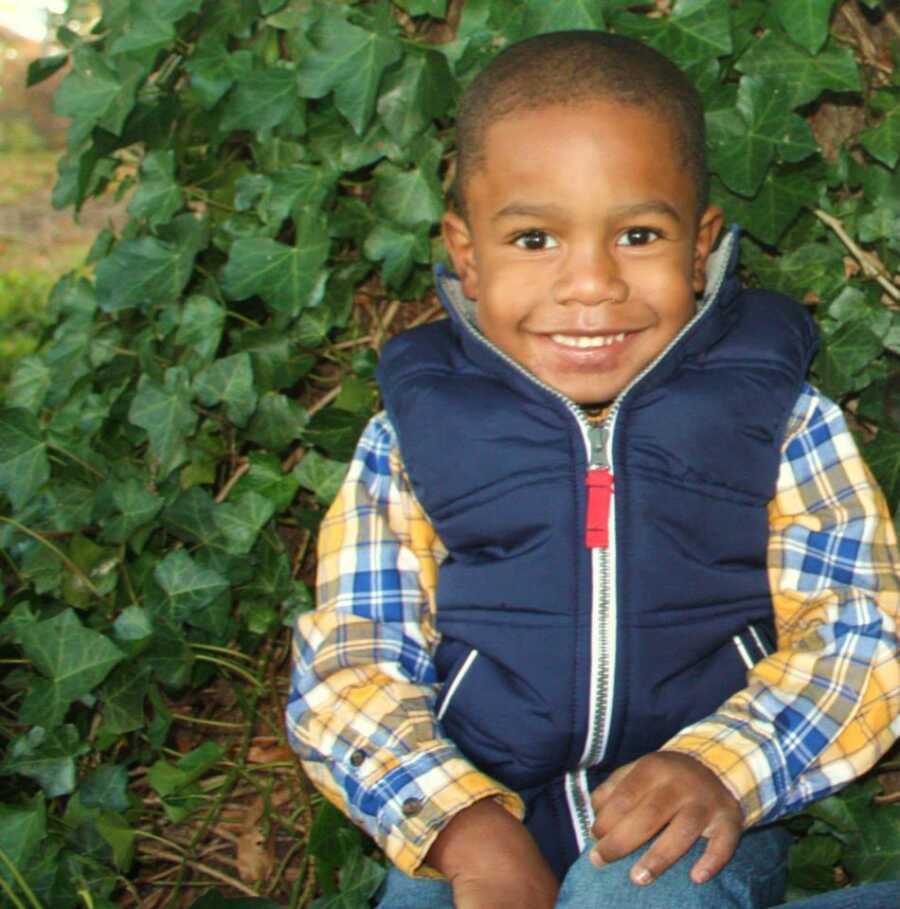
[375,824,792,908]
[374,824,900,908]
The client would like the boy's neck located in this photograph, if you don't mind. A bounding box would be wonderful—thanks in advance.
[582,402,612,421]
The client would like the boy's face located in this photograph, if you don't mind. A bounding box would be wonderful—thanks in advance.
[443,101,723,405]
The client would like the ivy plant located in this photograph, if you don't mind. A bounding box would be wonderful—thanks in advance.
[1,0,898,905]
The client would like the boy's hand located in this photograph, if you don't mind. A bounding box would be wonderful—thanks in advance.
[590,752,743,887]
[426,798,559,908]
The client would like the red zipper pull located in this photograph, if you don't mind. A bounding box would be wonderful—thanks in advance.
[585,468,614,548]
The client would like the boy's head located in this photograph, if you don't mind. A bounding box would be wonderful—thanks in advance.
[442,31,724,406]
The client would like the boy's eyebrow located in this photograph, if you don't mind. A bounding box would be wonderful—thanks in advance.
[491,200,683,223]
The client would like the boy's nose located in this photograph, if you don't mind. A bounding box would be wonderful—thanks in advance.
[554,245,628,307]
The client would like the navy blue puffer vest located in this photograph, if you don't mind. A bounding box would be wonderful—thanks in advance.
[377,233,818,877]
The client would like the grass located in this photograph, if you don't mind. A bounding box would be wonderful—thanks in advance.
[0,150,58,206]
[0,149,125,392]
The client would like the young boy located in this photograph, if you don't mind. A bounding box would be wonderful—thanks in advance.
[286,31,900,909]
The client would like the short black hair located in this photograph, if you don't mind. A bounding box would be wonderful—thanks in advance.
[452,31,709,218]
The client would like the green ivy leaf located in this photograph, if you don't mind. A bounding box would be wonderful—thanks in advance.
[265,0,319,30]
[215,493,276,555]
[859,93,900,169]
[0,408,50,512]
[80,765,131,814]
[129,367,198,479]
[713,170,815,246]
[0,795,45,889]
[788,834,842,892]
[865,430,900,512]
[309,850,386,909]
[163,488,224,548]
[516,0,605,38]
[295,450,348,506]
[373,157,443,229]
[364,222,431,289]
[194,353,258,427]
[221,64,306,134]
[5,355,51,413]
[18,610,125,729]
[245,393,308,451]
[128,150,183,229]
[95,810,135,871]
[836,782,900,883]
[772,0,836,55]
[297,13,403,134]
[233,453,301,511]
[377,50,454,145]
[708,77,818,196]
[612,0,732,67]
[3,725,87,798]
[110,0,203,56]
[747,242,845,302]
[96,219,205,312]
[176,295,226,367]
[186,31,254,109]
[98,663,153,735]
[222,215,330,314]
[814,321,884,399]
[113,605,154,642]
[27,52,69,87]
[737,33,861,107]
[235,164,338,229]
[100,478,164,545]
[154,550,230,624]
[232,325,315,393]
[62,535,120,609]
[144,619,195,689]
[52,46,144,136]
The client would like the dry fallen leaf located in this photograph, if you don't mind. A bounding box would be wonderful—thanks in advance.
[247,744,294,764]
[236,828,275,883]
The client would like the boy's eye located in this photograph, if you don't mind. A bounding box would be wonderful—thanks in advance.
[513,230,559,251]
[617,227,660,247]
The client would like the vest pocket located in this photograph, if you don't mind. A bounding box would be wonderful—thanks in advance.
[732,622,774,669]
[436,648,479,721]
[433,639,570,789]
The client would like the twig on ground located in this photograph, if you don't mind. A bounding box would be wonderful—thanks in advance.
[407,301,444,328]
[839,2,893,78]
[814,208,900,307]
[136,846,260,897]
[215,458,250,503]
[372,299,401,350]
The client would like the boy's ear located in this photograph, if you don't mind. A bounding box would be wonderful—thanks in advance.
[442,212,479,300]
[692,205,725,294]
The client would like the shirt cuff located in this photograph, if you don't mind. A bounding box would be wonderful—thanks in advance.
[355,742,524,877]
[661,707,788,828]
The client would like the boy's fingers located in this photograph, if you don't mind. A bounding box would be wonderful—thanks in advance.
[589,762,640,836]
[688,819,742,884]
[590,793,674,863]
[627,812,742,887]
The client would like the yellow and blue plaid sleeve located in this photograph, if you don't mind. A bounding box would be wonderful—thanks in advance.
[285,413,523,877]
[665,383,900,826]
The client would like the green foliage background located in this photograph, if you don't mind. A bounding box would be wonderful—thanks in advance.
[1,0,899,905]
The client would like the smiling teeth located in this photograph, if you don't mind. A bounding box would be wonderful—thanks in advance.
[551,332,626,349]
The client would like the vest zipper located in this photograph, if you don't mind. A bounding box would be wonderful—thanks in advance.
[566,416,618,852]
[585,422,613,548]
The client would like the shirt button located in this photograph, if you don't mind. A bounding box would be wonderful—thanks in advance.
[401,798,422,817]
[350,749,365,767]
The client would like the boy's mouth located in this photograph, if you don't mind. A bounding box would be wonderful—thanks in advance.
[549,332,629,349]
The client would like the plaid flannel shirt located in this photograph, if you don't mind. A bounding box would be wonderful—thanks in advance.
[286,382,900,877]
